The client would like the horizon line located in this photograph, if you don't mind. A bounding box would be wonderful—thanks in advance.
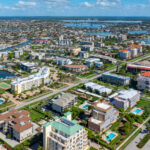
[0,16,150,17]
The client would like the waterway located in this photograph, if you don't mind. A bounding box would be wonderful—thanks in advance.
[129,30,148,35]
[0,70,16,80]
[85,32,112,37]
[0,40,33,52]
[65,23,103,29]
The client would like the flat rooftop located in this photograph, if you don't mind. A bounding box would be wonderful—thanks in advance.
[91,117,102,125]
[97,103,110,110]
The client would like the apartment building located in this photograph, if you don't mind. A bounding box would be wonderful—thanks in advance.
[119,50,131,59]
[11,67,50,94]
[84,82,112,95]
[0,109,33,142]
[43,112,88,150]
[102,73,130,85]
[52,93,77,114]
[90,54,117,64]
[20,62,39,73]
[80,41,94,51]
[128,47,138,57]
[127,64,150,73]
[63,65,88,73]
[110,89,140,110]
[78,51,89,59]
[119,44,142,60]
[137,71,150,91]
[118,34,127,41]
[88,102,119,132]
[14,50,23,58]
[81,45,94,52]
[57,39,73,46]
[85,58,103,68]
[55,57,73,66]
[128,44,142,53]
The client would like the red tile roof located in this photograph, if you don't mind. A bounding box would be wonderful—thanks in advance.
[120,49,129,52]
[0,109,33,133]
[128,44,142,48]
[141,71,150,77]
[64,65,87,69]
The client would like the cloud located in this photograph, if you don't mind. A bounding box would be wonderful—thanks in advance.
[17,1,37,6]
[81,2,93,7]
[96,0,120,7]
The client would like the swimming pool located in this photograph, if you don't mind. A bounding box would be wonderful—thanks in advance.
[1,65,5,68]
[105,133,116,141]
[83,104,89,109]
[0,100,4,104]
[133,108,142,114]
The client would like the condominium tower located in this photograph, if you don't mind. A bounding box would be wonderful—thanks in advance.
[43,112,89,150]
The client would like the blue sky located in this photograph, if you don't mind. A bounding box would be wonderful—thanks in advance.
[0,0,150,16]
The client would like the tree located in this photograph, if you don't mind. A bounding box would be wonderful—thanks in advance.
[8,53,14,59]
[123,122,131,135]
[144,103,150,115]
[125,114,135,124]
[38,146,43,150]
[6,134,11,139]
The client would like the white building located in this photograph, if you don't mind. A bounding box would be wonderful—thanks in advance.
[88,102,119,132]
[85,58,103,68]
[55,57,73,66]
[84,82,112,95]
[110,89,140,110]
[137,71,150,91]
[11,67,50,94]
[14,50,24,58]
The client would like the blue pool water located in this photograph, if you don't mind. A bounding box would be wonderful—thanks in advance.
[0,100,4,104]
[105,133,116,141]
[83,104,89,109]
[0,65,5,68]
[133,109,142,114]
[19,69,25,73]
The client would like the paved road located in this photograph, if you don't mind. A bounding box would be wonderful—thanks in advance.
[116,116,150,150]
[124,126,148,150]
[15,68,115,110]
[12,54,150,110]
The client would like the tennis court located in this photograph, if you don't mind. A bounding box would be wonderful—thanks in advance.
[0,82,11,90]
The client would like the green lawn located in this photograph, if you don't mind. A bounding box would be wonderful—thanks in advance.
[79,72,97,79]
[28,109,45,122]
[0,101,14,109]
[137,97,150,108]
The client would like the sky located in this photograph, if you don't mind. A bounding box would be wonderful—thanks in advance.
[0,0,150,16]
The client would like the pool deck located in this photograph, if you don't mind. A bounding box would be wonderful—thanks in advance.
[102,130,118,143]
[79,102,91,110]
[131,107,144,116]
[0,98,5,104]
